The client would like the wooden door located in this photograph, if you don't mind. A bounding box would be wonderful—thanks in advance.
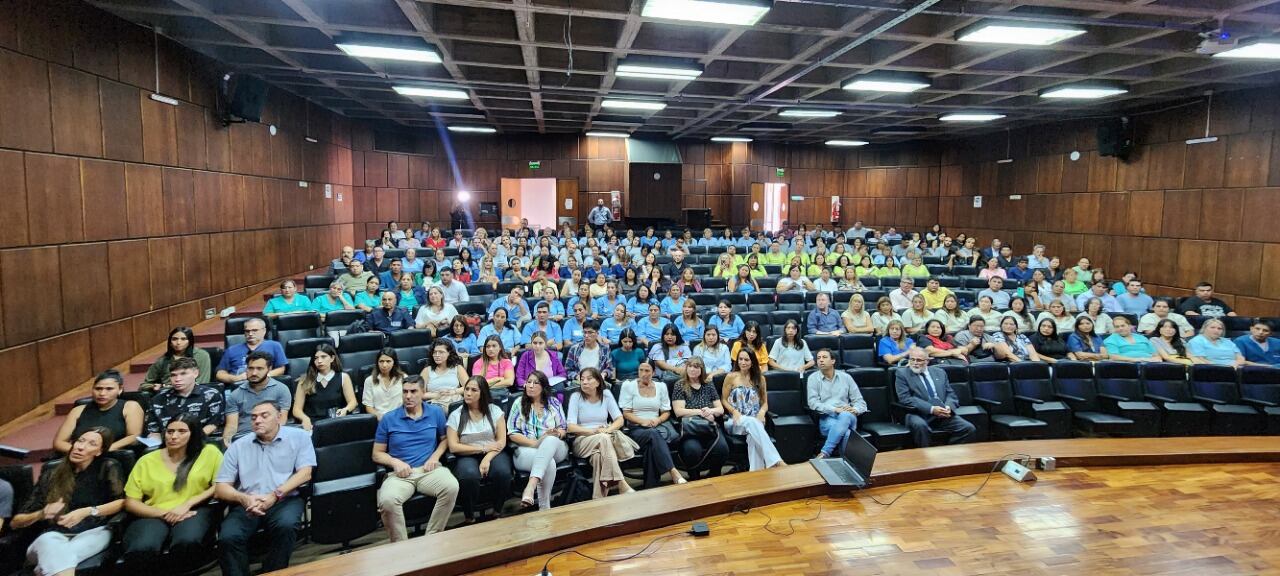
[556,179,580,226]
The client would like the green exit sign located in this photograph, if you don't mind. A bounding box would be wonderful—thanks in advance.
[776,168,785,178]
[529,161,541,169]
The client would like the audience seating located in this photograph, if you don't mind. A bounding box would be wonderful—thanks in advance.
[969,364,1050,440]
[1051,361,1147,437]
[309,415,381,547]
[338,333,387,374]
[1007,363,1072,439]
[1239,366,1280,435]
[858,384,911,450]
[275,313,324,351]
[305,275,335,290]
[1187,364,1264,436]
[1140,363,1211,436]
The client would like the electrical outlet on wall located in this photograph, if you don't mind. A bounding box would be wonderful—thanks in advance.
[204,308,216,319]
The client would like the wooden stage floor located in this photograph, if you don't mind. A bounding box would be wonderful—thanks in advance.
[475,462,1280,575]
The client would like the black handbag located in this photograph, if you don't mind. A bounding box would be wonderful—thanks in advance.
[680,416,717,442]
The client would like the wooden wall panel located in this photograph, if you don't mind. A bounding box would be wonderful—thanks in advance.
[59,242,110,330]
[140,93,177,165]
[0,150,29,247]
[0,49,53,152]
[49,64,103,157]
[1197,188,1243,242]
[148,237,183,308]
[365,152,388,188]
[107,239,150,318]
[36,329,90,401]
[80,159,129,241]
[161,167,194,235]
[2,247,63,344]
[1182,139,1225,188]
[25,153,84,245]
[98,79,143,162]
[1239,187,1280,243]
[1160,188,1201,239]
[181,234,211,302]
[124,164,164,238]
[1146,143,1185,190]
[1224,132,1270,188]
[88,319,134,373]
[0,344,40,426]
[1215,242,1262,297]
[1175,240,1218,288]
[175,103,207,169]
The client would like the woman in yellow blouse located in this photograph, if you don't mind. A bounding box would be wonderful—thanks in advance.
[901,254,930,279]
[713,253,737,279]
[729,321,770,368]
[854,255,878,278]
[121,414,223,571]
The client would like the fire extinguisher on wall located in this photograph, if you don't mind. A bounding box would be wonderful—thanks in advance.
[830,196,842,226]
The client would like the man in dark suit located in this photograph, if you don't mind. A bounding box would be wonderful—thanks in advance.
[894,348,977,448]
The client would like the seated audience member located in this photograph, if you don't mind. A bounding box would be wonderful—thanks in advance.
[414,286,457,337]
[1007,258,1034,282]
[478,307,521,352]
[722,352,785,471]
[878,319,915,365]
[421,339,468,408]
[355,240,375,263]
[776,266,815,294]
[1077,297,1114,335]
[362,348,405,419]
[146,357,223,438]
[894,348,977,448]
[215,318,286,385]
[769,320,814,372]
[566,368,633,499]
[369,292,414,334]
[522,302,564,350]
[842,293,875,334]
[1187,318,1246,367]
[1046,280,1079,313]
[932,295,968,335]
[727,265,760,294]
[392,274,428,313]
[447,376,513,523]
[472,336,516,399]
[291,344,357,431]
[807,292,843,336]
[729,321,769,368]
[871,297,902,336]
[1037,300,1077,334]
[889,278,919,312]
[1028,319,1069,363]
[378,260,410,296]
[54,370,144,455]
[1102,316,1161,363]
[1150,319,1193,365]
[674,299,705,344]
[1061,269,1088,297]
[991,316,1039,362]
[516,332,569,394]
[649,324,691,384]
[620,362,687,486]
[953,317,997,363]
[222,351,293,445]
[312,281,355,318]
[1235,319,1280,366]
[1116,279,1155,316]
[1002,297,1035,332]
[977,277,1011,310]
[263,280,312,316]
[489,288,532,327]
[353,276,384,312]
[141,327,212,393]
[443,316,478,363]
[1138,299,1195,338]
[900,295,932,335]
[509,371,570,510]
[400,247,425,275]
[373,379,459,540]
[437,268,470,304]
[671,358,728,481]
[979,257,1007,281]
[332,245,355,271]
[13,427,124,576]
[919,278,953,311]
[337,259,374,295]
[694,326,732,379]
[1177,282,1235,317]
[916,319,967,365]
[659,284,688,317]
[1066,316,1109,361]
[564,320,614,382]
[1075,281,1121,314]
[366,246,390,274]
[968,296,1003,328]
[599,303,635,346]
[709,300,745,341]
[807,349,866,459]
[122,415,222,572]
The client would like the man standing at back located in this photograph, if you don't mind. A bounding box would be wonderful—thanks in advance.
[215,400,314,576]
[588,198,613,228]
[894,348,976,447]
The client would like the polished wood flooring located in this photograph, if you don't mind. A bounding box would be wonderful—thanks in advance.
[473,463,1280,576]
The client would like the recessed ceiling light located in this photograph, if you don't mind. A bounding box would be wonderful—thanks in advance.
[842,78,930,93]
[1040,85,1128,99]
[392,86,469,99]
[711,136,753,142]
[601,99,667,111]
[939,112,1006,122]
[779,109,840,118]
[826,140,868,147]
[641,0,772,26]
[447,126,497,134]
[586,131,631,138]
[616,61,703,80]
[956,23,1086,46]
[1214,41,1280,59]
[336,44,441,63]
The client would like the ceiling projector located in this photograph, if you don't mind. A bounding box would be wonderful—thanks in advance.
[1195,30,1238,55]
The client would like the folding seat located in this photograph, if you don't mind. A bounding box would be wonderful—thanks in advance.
[936,365,988,442]
[1225,316,1255,338]
[389,329,434,369]
[1007,362,1072,438]
[963,277,989,290]
[926,264,950,277]
[803,335,840,359]
[756,277,778,291]
[689,293,718,311]
[862,290,887,305]
[309,415,380,547]
[706,245,726,254]
[687,246,707,255]
[338,332,387,374]
[922,256,943,265]
[384,249,405,260]
[831,291,856,310]
[848,367,888,389]
[495,281,524,295]
[654,255,672,265]
[953,265,977,277]
[690,264,712,276]
[857,386,911,451]
[468,283,495,300]
[223,316,259,348]
[453,301,487,319]
[323,310,366,338]
[765,388,818,463]
[935,277,961,288]
[443,248,460,258]
[202,347,224,377]
[764,370,802,393]
[701,277,727,292]
[746,292,776,312]
[1060,361,1155,437]
[776,293,806,312]
[1140,362,1210,436]
[274,312,323,350]
[1188,364,1263,435]
[970,363,1049,440]
[739,311,769,332]
[764,265,781,275]
[285,337,330,360]
[1238,366,1280,434]
[305,274,336,290]
[721,292,745,307]
[953,289,977,308]
[859,277,880,288]
[839,334,876,369]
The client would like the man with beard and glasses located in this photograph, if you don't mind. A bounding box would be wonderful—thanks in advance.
[893,348,976,448]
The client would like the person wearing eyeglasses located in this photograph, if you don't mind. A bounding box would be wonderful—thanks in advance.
[893,348,976,448]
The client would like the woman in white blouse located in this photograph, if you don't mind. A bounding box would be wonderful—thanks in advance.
[361,348,405,419]
[414,286,457,336]
[842,293,874,334]
[446,376,511,523]
[768,320,814,372]
[566,368,634,499]
[619,362,686,488]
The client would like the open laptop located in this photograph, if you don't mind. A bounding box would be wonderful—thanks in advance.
[810,432,877,488]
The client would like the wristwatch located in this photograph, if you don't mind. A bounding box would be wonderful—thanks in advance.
[89,506,99,517]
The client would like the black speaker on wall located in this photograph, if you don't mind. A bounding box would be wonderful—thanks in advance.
[218,73,269,125]
[1097,117,1133,161]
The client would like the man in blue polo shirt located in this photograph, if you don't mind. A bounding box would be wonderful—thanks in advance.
[215,318,286,385]
[1235,319,1280,366]
[1116,278,1155,316]
[373,379,459,541]
[521,301,564,350]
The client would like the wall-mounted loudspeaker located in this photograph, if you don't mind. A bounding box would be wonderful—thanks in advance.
[219,73,269,125]
[1097,117,1133,161]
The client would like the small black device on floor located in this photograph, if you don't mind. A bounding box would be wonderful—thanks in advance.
[690,521,710,537]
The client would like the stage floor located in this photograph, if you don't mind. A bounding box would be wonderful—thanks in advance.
[474,463,1280,575]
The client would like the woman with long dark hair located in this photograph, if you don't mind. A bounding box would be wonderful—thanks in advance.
[362,348,405,419]
[447,376,513,523]
[121,415,222,571]
[768,319,814,372]
[1066,316,1109,361]
[141,327,212,393]
[916,319,967,365]
[507,371,568,510]
[444,315,479,361]
[672,357,728,481]
[54,370,144,455]
[729,321,769,368]
[1150,319,1192,365]
[619,361,685,488]
[421,339,468,407]
[472,335,515,398]
[567,368,633,498]
[13,427,124,576]
[1028,318,1069,363]
[292,343,356,431]
[722,350,784,471]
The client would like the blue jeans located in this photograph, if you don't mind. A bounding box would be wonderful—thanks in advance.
[818,412,858,456]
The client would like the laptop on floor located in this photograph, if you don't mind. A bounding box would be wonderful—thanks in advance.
[810,432,877,488]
